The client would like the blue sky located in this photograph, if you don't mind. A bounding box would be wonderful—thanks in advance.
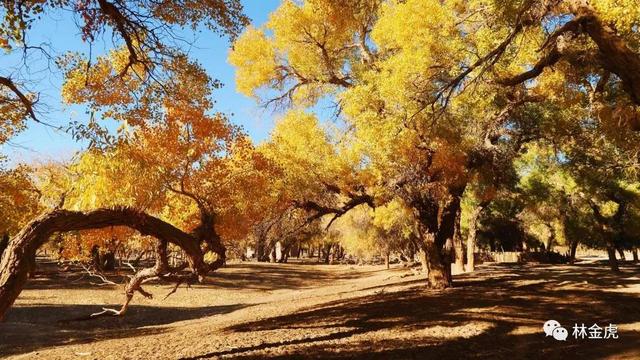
[1,1,283,165]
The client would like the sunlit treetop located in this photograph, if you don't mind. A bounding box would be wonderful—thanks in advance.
[231,0,640,214]
[0,165,40,236]
[229,0,379,106]
[53,36,280,243]
[0,0,249,146]
[261,110,368,200]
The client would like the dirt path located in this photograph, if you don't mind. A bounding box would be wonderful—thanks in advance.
[1,261,640,359]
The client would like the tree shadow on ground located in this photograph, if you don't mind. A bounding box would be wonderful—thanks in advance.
[186,263,640,359]
[0,303,248,357]
[201,263,380,290]
[24,261,378,292]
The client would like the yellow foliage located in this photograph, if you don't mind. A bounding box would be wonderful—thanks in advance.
[228,26,277,97]
[592,0,640,34]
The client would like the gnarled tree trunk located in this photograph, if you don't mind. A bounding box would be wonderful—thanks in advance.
[0,207,225,321]
[572,2,640,108]
[421,233,452,289]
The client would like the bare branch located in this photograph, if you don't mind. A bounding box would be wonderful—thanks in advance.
[0,76,37,120]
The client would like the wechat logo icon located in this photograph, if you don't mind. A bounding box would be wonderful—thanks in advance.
[544,320,568,341]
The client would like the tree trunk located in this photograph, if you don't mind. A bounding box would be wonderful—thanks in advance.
[91,244,102,270]
[418,248,428,274]
[384,251,390,270]
[546,222,556,253]
[569,240,579,264]
[322,244,331,264]
[0,208,221,321]
[571,2,640,108]
[412,191,461,289]
[428,192,462,288]
[278,242,293,263]
[452,206,464,274]
[607,245,620,272]
[422,235,452,289]
[588,200,624,273]
[293,240,301,258]
[102,251,116,271]
[269,247,276,263]
[632,248,638,263]
[466,203,485,272]
[407,241,416,263]
[617,247,626,262]
[0,234,8,257]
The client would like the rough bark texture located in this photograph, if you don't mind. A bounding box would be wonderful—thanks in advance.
[0,207,225,321]
[493,1,640,129]
[422,234,451,289]
[465,203,486,272]
[575,4,640,106]
[409,186,465,289]
[607,246,620,272]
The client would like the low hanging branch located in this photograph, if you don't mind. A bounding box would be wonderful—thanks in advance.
[0,207,225,321]
[297,191,375,230]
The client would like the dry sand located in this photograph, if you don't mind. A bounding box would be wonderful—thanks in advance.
[1,260,639,359]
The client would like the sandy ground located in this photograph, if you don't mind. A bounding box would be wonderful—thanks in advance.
[1,259,640,359]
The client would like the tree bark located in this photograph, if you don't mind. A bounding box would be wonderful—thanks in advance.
[422,234,451,289]
[546,222,556,254]
[102,251,116,271]
[569,240,579,264]
[430,192,463,288]
[91,244,101,270]
[418,248,428,274]
[0,207,222,321]
[269,247,276,263]
[322,243,332,264]
[574,4,640,107]
[466,203,486,272]
[410,189,462,289]
[452,206,464,274]
[0,234,8,257]
[588,198,625,273]
[607,245,620,272]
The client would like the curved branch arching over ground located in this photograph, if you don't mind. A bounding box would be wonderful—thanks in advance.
[0,207,225,321]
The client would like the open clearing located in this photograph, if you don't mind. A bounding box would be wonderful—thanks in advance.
[1,260,639,359]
